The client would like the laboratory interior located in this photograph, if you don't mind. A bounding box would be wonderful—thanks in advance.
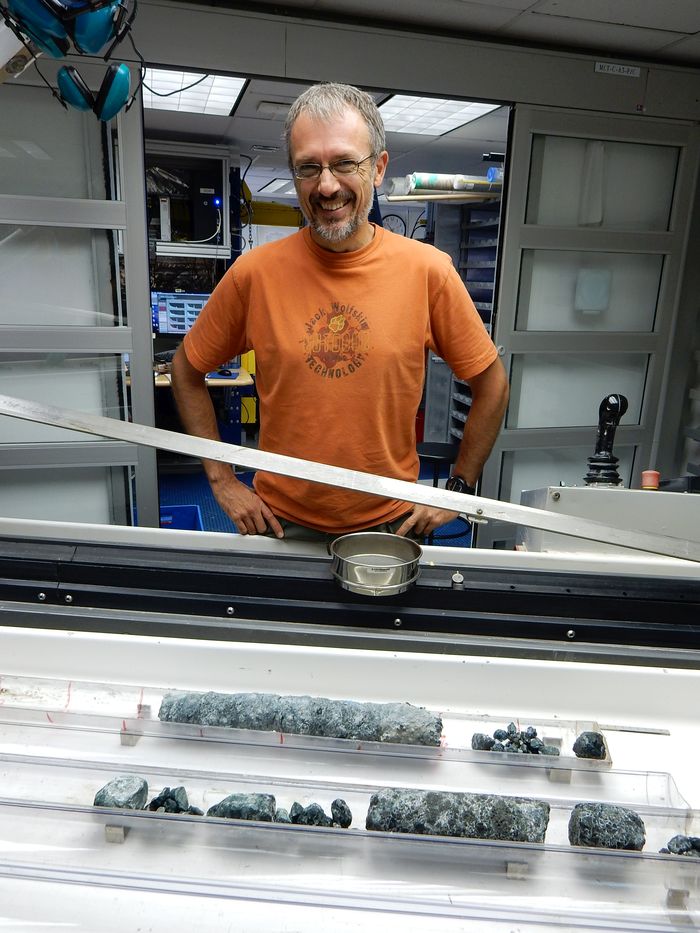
[0,0,699,929]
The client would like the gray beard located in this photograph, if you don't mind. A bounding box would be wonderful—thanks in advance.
[306,194,372,244]
[310,212,362,243]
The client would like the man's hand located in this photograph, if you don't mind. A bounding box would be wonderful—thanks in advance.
[211,473,285,538]
[394,504,459,539]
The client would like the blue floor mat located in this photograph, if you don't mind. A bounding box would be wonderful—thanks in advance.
[158,468,471,546]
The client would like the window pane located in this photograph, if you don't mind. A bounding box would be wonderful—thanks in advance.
[0,353,128,443]
[0,466,128,524]
[527,136,678,231]
[517,250,662,332]
[507,353,648,428]
[0,225,123,327]
[501,446,636,504]
[0,84,109,199]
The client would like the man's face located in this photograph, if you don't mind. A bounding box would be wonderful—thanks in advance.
[289,107,388,251]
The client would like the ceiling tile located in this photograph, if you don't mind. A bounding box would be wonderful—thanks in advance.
[501,13,683,55]
[313,0,523,30]
[654,32,700,62]
[532,0,700,33]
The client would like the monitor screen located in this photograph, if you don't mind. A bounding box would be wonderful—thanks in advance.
[151,292,210,335]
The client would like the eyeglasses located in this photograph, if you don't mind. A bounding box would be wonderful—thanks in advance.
[293,154,375,181]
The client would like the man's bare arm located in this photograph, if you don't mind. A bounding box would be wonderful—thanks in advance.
[396,357,509,538]
[170,345,283,537]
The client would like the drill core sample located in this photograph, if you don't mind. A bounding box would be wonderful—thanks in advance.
[94,774,148,810]
[159,690,442,746]
[572,731,607,759]
[660,835,700,857]
[206,793,276,821]
[365,788,550,843]
[568,802,645,850]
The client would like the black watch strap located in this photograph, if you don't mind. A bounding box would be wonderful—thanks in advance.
[445,475,476,496]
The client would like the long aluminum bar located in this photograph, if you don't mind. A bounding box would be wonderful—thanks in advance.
[0,393,697,562]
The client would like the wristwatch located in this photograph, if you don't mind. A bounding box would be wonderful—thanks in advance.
[445,475,477,496]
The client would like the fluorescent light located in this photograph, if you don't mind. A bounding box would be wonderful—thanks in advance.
[143,69,246,116]
[258,177,293,194]
[379,95,500,136]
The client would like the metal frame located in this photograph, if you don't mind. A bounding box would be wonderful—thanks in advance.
[0,71,159,526]
[480,105,700,547]
[0,529,697,651]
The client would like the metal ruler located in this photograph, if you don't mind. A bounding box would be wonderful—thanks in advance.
[0,392,697,563]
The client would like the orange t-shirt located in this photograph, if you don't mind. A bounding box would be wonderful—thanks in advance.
[184,224,497,532]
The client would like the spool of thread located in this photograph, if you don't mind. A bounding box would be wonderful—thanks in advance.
[641,469,660,490]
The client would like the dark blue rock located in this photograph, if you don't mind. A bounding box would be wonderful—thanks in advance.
[206,793,276,821]
[331,798,352,828]
[94,775,148,810]
[289,802,333,827]
[492,741,506,751]
[148,785,189,813]
[540,744,560,756]
[366,788,550,843]
[275,808,291,823]
[568,803,645,850]
[472,732,496,751]
[664,835,700,857]
[493,729,508,741]
[159,691,442,746]
[573,731,606,760]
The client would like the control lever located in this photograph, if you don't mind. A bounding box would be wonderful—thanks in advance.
[584,393,628,486]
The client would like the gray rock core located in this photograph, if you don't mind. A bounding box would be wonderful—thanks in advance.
[366,788,550,843]
[159,690,442,746]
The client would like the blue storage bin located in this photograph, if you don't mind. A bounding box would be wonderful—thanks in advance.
[159,504,204,531]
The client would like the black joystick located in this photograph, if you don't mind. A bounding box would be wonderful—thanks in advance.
[584,394,629,486]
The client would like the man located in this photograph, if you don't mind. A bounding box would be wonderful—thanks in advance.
[171,82,508,541]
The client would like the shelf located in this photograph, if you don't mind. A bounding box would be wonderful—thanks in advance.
[384,193,500,203]
[467,237,499,248]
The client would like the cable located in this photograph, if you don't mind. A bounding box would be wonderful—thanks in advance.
[410,209,426,239]
[141,71,212,98]
[240,154,253,183]
[183,209,222,244]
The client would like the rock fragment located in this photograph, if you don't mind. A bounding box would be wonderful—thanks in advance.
[206,793,276,821]
[568,802,645,850]
[148,785,202,815]
[290,802,333,827]
[661,835,700,857]
[331,798,353,828]
[471,722,560,757]
[94,774,148,810]
[572,731,606,759]
[275,808,291,823]
[366,788,550,843]
[159,690,442,746]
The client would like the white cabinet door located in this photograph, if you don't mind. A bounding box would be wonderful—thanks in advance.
[479,106,699,547]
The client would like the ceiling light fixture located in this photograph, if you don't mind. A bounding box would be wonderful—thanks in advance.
[379,95,500,136]
[142,69,246,116]
[258,177,294,194]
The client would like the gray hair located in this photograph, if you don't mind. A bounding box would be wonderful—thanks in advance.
[284,83,386,167]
